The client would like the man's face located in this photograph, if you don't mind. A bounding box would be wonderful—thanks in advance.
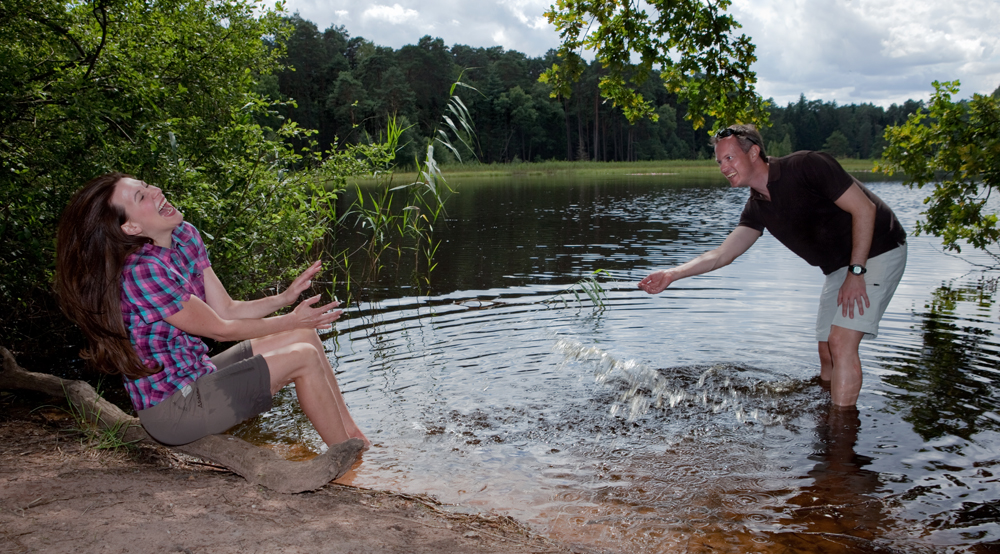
[714,136,754,187]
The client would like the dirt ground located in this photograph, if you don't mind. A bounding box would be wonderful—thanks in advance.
[0,392,577,554]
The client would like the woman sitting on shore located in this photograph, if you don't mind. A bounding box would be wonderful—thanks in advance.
[56,173,368,451]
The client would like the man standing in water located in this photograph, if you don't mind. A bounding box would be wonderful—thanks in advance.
[637,125,907,407]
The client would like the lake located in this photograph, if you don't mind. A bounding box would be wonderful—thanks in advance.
[239,171,1000,553]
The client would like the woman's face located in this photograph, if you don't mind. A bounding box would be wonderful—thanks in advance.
[112,177,184,248]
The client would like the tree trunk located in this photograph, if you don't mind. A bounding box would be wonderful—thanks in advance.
[563,98,573,161]
[602,117,608,162]
[614,120,621,161]
[593,90,599,162]
[0,347,363,494]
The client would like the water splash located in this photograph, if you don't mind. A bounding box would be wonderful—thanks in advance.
[554,338,804,426]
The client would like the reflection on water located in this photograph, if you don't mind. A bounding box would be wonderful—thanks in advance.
[884,279,999,441]
[774,406,888,552]
[233,176,1000,553]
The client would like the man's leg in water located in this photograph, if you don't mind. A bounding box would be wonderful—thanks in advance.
[817,325,865,406]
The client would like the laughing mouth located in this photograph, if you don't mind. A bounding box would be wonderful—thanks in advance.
[157,197,174,216]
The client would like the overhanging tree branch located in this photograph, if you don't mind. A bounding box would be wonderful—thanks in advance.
[541,0,768,130]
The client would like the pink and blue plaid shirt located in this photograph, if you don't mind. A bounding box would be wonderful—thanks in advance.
[120,222,216,411]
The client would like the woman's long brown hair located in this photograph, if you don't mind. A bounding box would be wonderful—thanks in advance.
[56,173,159,379]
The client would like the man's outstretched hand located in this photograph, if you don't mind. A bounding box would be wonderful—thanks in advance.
[637,270,675,294]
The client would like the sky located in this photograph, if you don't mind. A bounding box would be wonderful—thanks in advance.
[278,0,1000,107]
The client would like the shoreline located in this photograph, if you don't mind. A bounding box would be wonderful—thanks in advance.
[0,392,577,554]
[348,158,890,183]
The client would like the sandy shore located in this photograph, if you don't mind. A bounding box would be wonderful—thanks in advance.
[0,392,576,554]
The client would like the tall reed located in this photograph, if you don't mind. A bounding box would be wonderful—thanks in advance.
[334,79,479,304]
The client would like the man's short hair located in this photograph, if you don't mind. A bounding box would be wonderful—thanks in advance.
[711,124,768,162]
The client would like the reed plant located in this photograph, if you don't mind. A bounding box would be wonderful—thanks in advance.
[333,80,479,303]
[546,269,612,311]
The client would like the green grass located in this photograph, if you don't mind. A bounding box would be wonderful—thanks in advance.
[836,158,884,172]
[59,383,140,452]
[545,269,612,311]
[354,158,888,184]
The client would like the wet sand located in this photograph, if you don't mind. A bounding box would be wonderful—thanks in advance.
[0,393,574,554]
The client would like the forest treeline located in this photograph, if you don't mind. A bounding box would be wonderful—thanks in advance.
[4,0,995,365]
[271,15,925,166]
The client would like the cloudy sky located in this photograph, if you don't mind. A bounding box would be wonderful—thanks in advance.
[280,0,1000,107]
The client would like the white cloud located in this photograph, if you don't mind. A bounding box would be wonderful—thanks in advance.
[361,3,420,25]
[729,0,1000,105]
[868,0,997,64]
[501,0,552,30]
[279,0,1000,105]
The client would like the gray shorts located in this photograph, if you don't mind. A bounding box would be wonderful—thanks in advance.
[816,243,907,342]
[137,341,272,445]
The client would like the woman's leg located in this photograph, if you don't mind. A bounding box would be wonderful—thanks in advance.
[251,328,369,448]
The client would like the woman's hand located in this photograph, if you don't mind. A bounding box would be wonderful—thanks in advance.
[167,293,342,342]
[291,295,343,330]
[204,261,337,324]
[279,261,324,307]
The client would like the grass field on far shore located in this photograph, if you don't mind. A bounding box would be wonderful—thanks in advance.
[356,158,887,184]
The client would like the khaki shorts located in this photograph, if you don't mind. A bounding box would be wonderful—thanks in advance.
[816,243,907,342]
[137,341,272,445]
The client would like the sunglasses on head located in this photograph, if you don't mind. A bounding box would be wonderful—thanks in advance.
[716,127,762,148]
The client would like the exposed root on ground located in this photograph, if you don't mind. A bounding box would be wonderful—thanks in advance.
[0,346,362,493]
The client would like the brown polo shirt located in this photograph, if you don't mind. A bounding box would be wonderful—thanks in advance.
[738,151,906,274]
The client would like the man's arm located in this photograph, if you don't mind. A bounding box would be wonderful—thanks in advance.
[637,225,761,294]
[833,182,877,318]
[203,261,323,320]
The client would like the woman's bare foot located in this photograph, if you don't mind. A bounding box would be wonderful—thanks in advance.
[353,431,372,451]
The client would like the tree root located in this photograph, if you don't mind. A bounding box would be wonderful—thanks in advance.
[0,346,362,494]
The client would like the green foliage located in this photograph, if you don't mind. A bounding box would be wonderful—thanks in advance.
[0,0,392,346]
[822,130,851,158]
[763,95,921,160]
[883,279,999,440]
[761,95,923,159]
[337,84,475,301]
[878,81,1000,261]
[54,381,139,451]
[540,0,769,130]
[272,16,926,166]
[275,18,737,164]
[546,269,612,311]
[767,133,793,158]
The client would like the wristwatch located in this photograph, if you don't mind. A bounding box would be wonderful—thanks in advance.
[847,264,867,275]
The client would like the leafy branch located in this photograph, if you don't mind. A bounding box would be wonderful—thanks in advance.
[540,0,769,130]
[878,80,1000,264]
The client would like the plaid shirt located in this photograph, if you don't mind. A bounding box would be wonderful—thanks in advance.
[120,222,215,411]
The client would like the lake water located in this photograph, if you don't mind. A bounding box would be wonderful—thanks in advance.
[239,172,1000,553]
